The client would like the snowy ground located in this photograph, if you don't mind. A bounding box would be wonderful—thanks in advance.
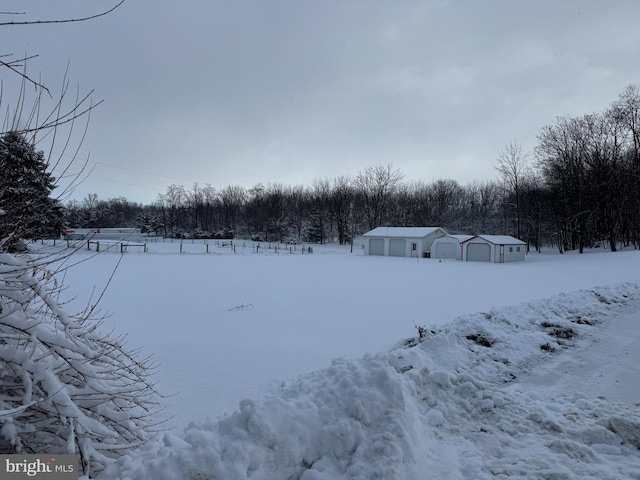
[41,239,640,479]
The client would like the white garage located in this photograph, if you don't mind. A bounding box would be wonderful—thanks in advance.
[431,235,473,260]
[363,227,448,258]
[460,235,526,263]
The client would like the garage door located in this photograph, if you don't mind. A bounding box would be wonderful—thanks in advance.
[434,242,457,259]
[389,239,406,257]
[467,243,491,262]
[369,238,384,256]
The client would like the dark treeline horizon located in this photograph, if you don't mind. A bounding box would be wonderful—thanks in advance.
[64,85,640,254]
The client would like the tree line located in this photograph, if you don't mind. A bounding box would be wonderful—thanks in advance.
[63,85,640,253]
[63,172,508,246]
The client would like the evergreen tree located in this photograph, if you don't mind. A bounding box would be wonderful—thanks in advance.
[0,132,64,249]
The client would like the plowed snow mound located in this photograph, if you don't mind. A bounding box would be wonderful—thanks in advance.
[101,282,640,480]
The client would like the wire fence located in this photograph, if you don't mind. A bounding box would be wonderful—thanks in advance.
[81,238,314,255]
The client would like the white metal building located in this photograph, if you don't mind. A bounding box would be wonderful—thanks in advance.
[63,228,143,242]
[460,235,526,262]
[430,234,474,260]
[362,227,448,258]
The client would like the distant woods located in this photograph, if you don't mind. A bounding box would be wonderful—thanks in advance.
[64,85,640,253]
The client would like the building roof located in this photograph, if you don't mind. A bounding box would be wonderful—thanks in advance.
[363,227,446,238]
[434,234,474,242]
[462,235,525,245]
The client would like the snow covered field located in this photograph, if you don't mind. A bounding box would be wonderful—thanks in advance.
[45,240,640,479]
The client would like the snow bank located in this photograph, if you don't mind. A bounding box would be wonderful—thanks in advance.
[100,282,640,479]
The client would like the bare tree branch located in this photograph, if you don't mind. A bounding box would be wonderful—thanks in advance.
[0,55,50,94]
[0,1,125,26]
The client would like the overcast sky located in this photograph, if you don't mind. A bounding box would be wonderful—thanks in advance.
[3,0,640,204]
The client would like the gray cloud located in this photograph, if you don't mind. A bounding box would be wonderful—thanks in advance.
[3,0,640,203]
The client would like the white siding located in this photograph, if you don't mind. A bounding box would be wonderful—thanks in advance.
[503,244,526,262]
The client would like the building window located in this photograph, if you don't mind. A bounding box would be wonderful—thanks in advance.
[517,246,521,252]
[412,243,417,251]
[509,247,513,252]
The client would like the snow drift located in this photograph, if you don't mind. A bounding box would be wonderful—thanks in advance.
[101,282,640,479]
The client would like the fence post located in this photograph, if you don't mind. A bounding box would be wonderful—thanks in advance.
[180,241,183,254]
[96,242,100,252]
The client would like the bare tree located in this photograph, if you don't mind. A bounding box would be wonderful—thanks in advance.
[496,140,530,239]
[353,164,404,231]
[220,185,246,233]
[157,184,187,237]
[582,112,626,251]
[611,85,640,165]
[308,178,331,244]
[611,85,640,246]
[463,180,500,235]
[426,179,464,230]
[329,176,354,244]
[200,183,219,234]
[536,117,586,252]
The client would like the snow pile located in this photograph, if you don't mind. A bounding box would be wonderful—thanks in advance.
[101,282,640,479]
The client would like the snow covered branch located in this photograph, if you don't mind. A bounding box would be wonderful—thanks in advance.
[0,252,162,477]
